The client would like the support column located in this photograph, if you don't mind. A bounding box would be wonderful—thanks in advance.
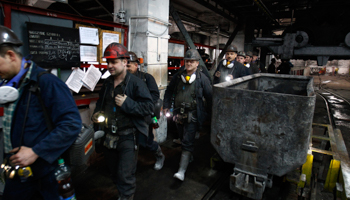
[114,0,170,143]
[115,0,170,88]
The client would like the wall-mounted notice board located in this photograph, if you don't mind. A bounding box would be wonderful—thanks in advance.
[99,30,121,63]
[27,22,80,68]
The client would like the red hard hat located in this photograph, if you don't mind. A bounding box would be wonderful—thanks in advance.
[103,43,129,59]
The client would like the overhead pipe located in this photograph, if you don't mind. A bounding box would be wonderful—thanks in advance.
[130,16,172,27]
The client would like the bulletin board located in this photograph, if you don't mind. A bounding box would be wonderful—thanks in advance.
[99,30,122,63]
[75,24,99,62]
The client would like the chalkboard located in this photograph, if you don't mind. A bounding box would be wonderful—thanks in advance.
[27,22,80,68]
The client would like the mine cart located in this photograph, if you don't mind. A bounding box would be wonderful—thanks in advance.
[211,74,316,199]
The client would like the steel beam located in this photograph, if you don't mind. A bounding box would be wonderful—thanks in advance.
[169,3,211,82]
[311,123,350,199]
[333,128,350,199]
[217,23,242,61]
[294,46,350,57]
[209,22,241,73]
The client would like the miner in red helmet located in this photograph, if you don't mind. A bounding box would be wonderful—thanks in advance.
[92,43,154,200]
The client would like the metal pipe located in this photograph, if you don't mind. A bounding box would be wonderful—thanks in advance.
[216,26,220,70]
[130,16,172,27]
[255,37,283,41]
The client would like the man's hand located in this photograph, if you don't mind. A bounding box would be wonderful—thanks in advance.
[115,94,127,107]
[215,71,221,77]
[227,74,233,80]
[9,146,39,167]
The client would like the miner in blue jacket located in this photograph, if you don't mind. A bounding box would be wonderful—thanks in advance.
[0,25,82,200]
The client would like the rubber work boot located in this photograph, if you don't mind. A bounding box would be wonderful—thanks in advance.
[173,151,191,181]
[154,146,165,170]
[94,130,105,140]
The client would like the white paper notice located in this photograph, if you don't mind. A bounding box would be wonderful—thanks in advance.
[82,65,102,91]
[65,68,85,93]
[80,45,97,62]
[102,32,120,61]
[79,27,99,45]
[101,70,111,79]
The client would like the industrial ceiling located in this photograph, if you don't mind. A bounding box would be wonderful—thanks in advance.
[16,0,350,48]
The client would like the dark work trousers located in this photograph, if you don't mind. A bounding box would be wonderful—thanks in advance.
[146,125,159,152]
[3,169,59,200]
[176,121,198,152]
[104,133,138,198]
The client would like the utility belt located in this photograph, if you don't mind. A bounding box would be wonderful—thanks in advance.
[103,128,136,149]
[105,126,135,136]
[174,109,197,124]
[105,117,133,135]
[177,101,196,113]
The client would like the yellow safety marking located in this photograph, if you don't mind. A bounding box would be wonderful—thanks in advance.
[324,159,341,192]
[210,153,221,168]
[298,154,313,188]
[310,147,333,156]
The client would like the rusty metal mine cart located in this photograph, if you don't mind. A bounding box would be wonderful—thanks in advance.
[211,74,316,199]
